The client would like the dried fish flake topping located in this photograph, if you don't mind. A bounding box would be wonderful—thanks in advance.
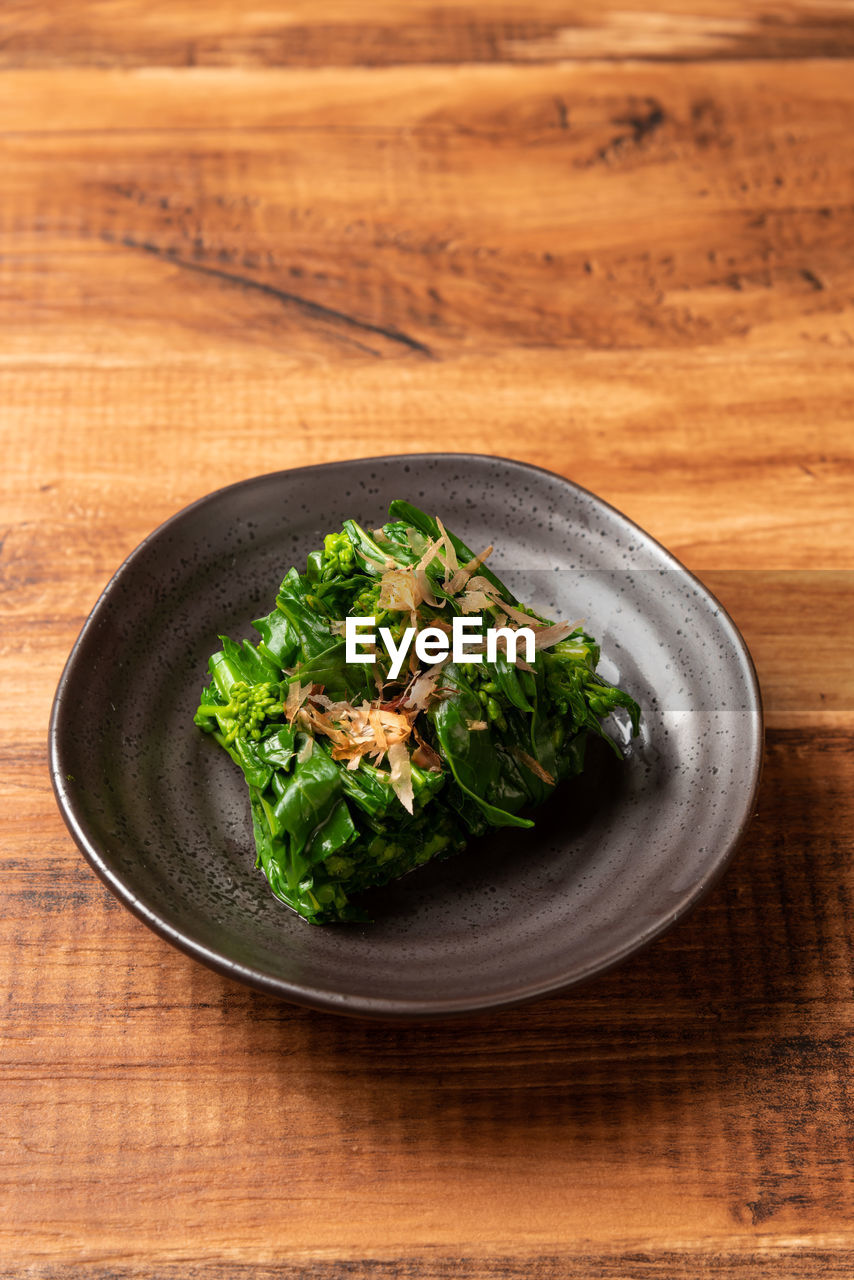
[284,680,313,722]
[402,661,448,713]
[447,545,494,596]
[511,746,555,786]
[295,693,415,775]
[378,566,422,612]
[387,741,415,814]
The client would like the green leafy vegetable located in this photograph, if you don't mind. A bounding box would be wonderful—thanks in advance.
[194,503,640,923]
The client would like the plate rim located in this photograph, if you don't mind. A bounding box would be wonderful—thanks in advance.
[49,452,764,1019]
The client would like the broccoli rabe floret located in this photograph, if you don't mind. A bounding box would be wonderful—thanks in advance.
[352,579,382,617]
[195,680,282,743]
[320,531,355,580]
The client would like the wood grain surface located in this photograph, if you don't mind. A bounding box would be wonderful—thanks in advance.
[2,2,853,1275]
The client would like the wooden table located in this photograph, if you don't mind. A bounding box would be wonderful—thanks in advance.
[3,3,853,1275]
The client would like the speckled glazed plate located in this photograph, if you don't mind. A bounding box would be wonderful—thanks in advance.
[49,454,762,1018]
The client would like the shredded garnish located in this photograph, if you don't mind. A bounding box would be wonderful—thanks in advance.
[435,516,459,583]
[387,742,415,814]
[415,569,443,608]
[403,662,447,713]
[490,598,542,629]
[296,695,414,772]
[378,567,422,612]
[368,706,389,754]
[532,621,579,650]
[415,535,444,573]
[411,729,442,771]
[512,747,555,785]
[284,680,313,722]
[447,544,494,596]
[459,590,495,614]
[466,575,499,596]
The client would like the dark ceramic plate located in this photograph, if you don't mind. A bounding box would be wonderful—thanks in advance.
[49,454,762,1019]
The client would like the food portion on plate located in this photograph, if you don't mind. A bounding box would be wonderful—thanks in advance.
[194,501,640,924]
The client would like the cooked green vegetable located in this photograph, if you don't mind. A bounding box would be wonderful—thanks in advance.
[194,503,640,923]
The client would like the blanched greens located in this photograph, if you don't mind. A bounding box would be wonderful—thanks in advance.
[194,502,640,923]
